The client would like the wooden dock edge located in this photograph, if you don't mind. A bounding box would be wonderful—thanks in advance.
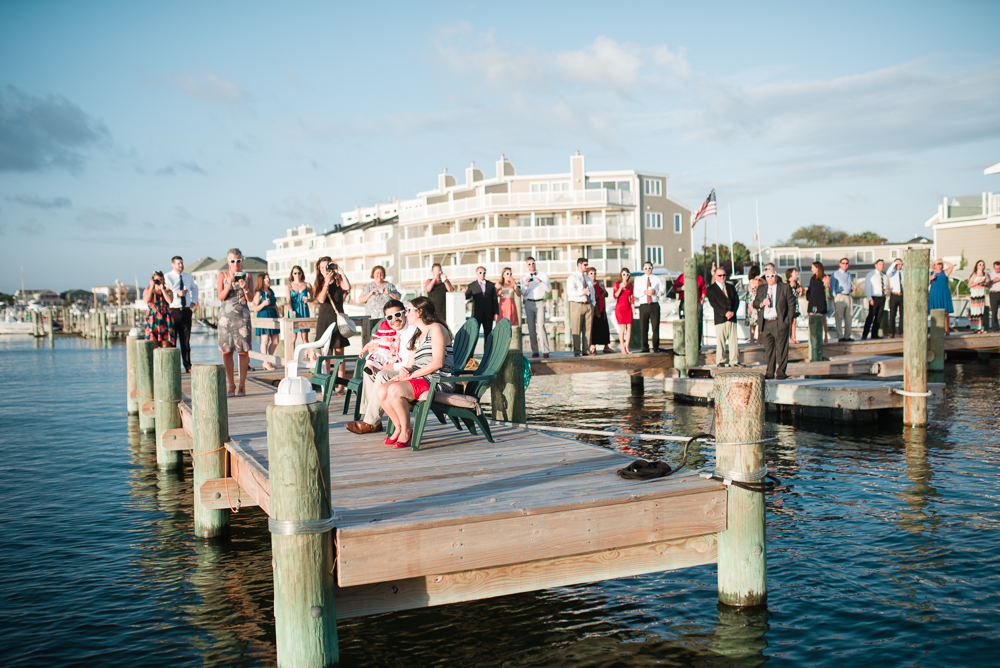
[333,533,718,619]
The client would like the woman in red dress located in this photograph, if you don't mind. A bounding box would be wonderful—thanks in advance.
[612,269,635,354]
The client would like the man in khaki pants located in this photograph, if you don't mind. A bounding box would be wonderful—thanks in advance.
[566,257,595,356]
[830,258,855,341]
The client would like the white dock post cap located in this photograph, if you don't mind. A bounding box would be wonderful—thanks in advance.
[128,327,142,337]
[274,376,317,406]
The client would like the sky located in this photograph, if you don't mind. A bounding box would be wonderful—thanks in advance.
[1,0,999,292]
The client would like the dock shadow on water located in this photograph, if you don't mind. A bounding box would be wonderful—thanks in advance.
[1,335,998,666]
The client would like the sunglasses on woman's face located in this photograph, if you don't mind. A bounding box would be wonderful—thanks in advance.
[385,311,405,320]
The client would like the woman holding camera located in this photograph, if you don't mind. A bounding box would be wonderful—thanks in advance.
[217,248,253,396]
[314,256,352,387]
[142,271,175,348]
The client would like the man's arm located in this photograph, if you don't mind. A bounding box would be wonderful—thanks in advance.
[782,285,796,327]
[752,284,766,310]
[465,282,474,299]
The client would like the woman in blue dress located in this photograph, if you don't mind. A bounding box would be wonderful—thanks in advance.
[928,259,954,335]
[285,265,312,350]
[252,273,280,369]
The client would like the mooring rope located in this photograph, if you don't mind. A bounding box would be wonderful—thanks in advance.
[486,419,706,443]
[891,388,934,397]
[268,515,337,535]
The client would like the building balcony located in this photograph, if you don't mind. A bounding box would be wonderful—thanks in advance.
[400,223,635,254]
[398,188,636,224]
[936,192,1000,223]
[400,258,632,285]
[324,240,389,259]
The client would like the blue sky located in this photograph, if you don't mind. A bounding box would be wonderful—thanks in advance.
[2,0,998,292]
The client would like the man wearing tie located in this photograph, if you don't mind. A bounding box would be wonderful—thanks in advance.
[753,267,796,379]
[632,261,665,352]
[886,258,904,338]
[165,255,198,372]
[862,259,887,340]
[465,266,499,339]
[566,257,596,357]
[521,257,551,358]
[706,268,741,367]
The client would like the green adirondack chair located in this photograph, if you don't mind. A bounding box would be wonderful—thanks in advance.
[452,317,480,372]
[342,318,384,419]
[388,318,512,451]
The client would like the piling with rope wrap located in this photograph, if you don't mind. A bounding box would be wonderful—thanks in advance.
[153,347,183,470]
[491,321,527,424]
[192,364,230,538]
[267,399,338,666]
[903,249,930,427]
[713,372,767,607]
[684,258,699,371]
[136,339,156,432]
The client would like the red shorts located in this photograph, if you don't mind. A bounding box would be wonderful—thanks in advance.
[403,378,430,400]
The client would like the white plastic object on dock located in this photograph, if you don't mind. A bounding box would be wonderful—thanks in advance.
[274,376,317,406]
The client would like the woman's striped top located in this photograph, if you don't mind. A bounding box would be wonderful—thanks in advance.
[411,326,454,393]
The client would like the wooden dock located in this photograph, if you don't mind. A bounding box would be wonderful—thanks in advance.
[177,370,726,619]
[663,376,945,421]
[685,354,911,379]
[528,350,674,379]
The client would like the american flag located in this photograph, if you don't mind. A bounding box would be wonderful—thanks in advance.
[692,188,716,227]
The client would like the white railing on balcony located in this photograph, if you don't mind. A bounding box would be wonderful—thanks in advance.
[400,258,631,285]
[990,194,1000,218]
[398,189,636,224]
[400,223,634,253]
[325,239,388,259]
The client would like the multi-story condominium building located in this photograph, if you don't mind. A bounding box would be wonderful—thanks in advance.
[391,152,692,294]
[923,189,1000,266]
[191,256,267,307]
[266,205,400,301]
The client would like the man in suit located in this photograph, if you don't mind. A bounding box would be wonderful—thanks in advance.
[566,257,596,356]
[862,259,886,340]
[706,267,741,367]
[465,266,499,338]
[164,255,198,372]
[753,267,796,379]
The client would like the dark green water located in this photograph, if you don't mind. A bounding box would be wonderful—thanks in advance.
[1,335,998,667]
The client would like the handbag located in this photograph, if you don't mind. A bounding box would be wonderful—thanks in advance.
[331,301,357,338]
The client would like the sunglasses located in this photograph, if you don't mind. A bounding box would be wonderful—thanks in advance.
[385,311,405,320]
[716,273,726,277]
[229,259,242,264]
[526,262,535,265]
[477,271,486,275]
[765,274,777,278]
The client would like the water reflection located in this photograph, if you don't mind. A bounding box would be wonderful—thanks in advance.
[709,604,770,667]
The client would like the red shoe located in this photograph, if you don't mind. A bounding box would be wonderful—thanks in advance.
[392,433,412,449]
[383,436,398,446]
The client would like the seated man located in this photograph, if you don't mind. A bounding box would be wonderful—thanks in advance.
[345,300,407,434]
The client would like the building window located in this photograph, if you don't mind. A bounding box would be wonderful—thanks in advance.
[517,215,532,227]
[673,213,682,233]
[889,249,899,259]
[645,212,663,229]
[813,252,822,263]
[644,179,662,196]
[530,182,549,193]
[646,246,663,266]
[552,182,570,191]
[855,250,873,263]
[535,216,556,226]
[777,254,796,268]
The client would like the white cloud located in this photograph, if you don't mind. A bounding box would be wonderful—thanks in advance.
[170,73,250,108]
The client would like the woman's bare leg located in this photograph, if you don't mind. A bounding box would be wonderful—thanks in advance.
[222,352,235,393]
[333,347,346,393]
[237,352,249,392]
[377,382,403,438]
[384,382,416,442]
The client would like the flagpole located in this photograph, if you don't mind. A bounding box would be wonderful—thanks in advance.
[755,201,761,265]
[714,210,720,270]
[728,204,735,275]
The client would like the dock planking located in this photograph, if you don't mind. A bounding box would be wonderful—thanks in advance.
[178,370,726,618]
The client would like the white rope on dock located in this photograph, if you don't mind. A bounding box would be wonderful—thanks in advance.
[486,419,707,443]
[890,388,934,397]
[268,515,337,535]
[701,465,769,485]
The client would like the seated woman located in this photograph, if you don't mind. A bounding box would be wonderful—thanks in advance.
[345,299,408,435]
[376,296,454,449]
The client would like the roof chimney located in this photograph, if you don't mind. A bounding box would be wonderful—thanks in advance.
[496,154,515,180]
[465,161,484,187]
[438,167,456,192]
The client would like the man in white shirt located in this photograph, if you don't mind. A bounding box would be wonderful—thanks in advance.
[988,261,1000,333]
[886,258,903,338]
[164,255,198,372]
[632,262,665,352]
[566,257,595,357]
[521,257,551,358]
[862,259,886,340]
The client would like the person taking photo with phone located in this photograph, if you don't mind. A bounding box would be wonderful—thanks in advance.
[217,248,253,396]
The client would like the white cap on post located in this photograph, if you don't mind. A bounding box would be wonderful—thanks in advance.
[274,376,317,406]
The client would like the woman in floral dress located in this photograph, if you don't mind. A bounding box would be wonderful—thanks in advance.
[217,248,253,396]
[745,265,761,344]
[142,271,175,348]
[968,260,988,331]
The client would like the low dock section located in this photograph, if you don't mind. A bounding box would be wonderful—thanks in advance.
[685,354,913,379]
[663,376,945,421]
[177,371,725,618]
[528,350,674,379]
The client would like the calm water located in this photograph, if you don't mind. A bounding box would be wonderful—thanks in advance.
[2,335,998,667]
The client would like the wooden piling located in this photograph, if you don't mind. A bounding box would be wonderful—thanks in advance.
[126,335,139,415]
[630,373,644,395]
[47,309,54,347]
[808,314,823,362]
[928,309,945,372]
[903,248,930,427]
[192,364,230,538]
[154,347,183,470]
[684,258,699,371]
[713,372,767,607]
[267,400,338,667]
[136,340,156,432]
[673,320,687,377]
[491,327,527,423]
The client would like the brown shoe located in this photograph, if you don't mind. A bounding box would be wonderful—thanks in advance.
[887,334,895,339]
[346,421,382,434]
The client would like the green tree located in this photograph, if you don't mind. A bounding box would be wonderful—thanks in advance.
[0,292,15,305]
[695,241,753,277]
[844,231,887,244]
[781,225,848,246]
